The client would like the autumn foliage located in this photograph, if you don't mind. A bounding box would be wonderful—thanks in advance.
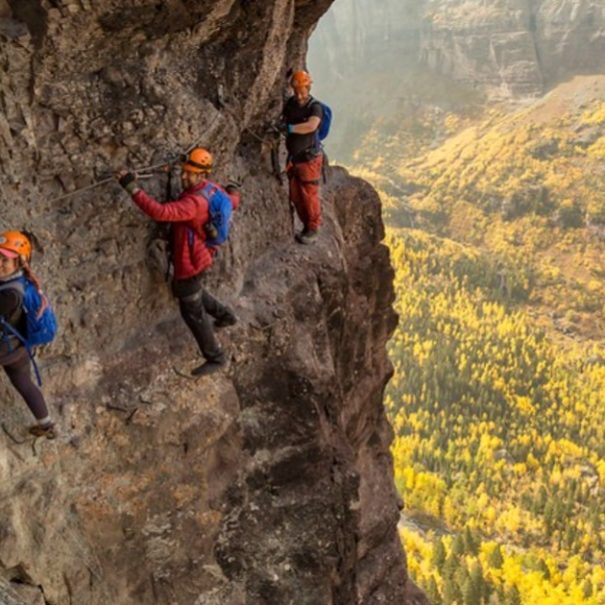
[354,76,605,604]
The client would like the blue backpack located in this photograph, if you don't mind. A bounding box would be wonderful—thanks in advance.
[316,100,332,141]
[0,275,58,385]
[21,278,58,347]
[198,183,233,247]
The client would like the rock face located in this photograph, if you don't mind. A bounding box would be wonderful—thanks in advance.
[311,0,605,98]
[0,2,417,604]
[422,0,605,97]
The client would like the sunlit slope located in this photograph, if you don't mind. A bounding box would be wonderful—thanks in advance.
[400,75,605,227]
[350,74,605,603]
[358,75,605,341]
[386,229,605,604]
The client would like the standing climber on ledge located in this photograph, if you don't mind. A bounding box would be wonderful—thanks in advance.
[282,70,324,245]
[0,231,55,438]
[116,148,240,378]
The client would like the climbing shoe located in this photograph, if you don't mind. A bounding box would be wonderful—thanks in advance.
[295,229,318,245]
[28,423,56,440]
[214,313,238,329]
[191,359,226,378]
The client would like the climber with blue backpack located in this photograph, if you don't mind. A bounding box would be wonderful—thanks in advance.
[0,231,58,439]
[282,70,332,245]
[116,147,240,377]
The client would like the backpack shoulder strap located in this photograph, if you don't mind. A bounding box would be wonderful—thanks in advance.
[186,185,217,246]
[201,182,218,201]
[307,96,321,110]
[0,276,25,296]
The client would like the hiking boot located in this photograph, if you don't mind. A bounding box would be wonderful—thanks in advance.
[28,423,56,440]
[295,229,318,245]
[191,358,226,378]
[214,313,238,329]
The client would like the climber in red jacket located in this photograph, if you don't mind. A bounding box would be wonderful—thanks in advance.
[282,70,324,245]
[117,148,240,377]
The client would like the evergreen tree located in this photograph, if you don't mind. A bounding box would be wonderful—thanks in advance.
[426,575,442,605]
[464,526,479,555]
[543,500,555,536]
[536,559,550,580]
[442,575,462,605]
[469,562,487,602]
[452,534,466,557]
[432,538,447,570]
[454,562,470,596]
[505,586,521,605]
[443,553,458,580]
[463,577,481,605]
[488,545,504,569]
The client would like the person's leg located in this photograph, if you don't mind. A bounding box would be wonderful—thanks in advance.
[201,289,237,327]
[3,349,54,437]
[289,167,308,229]
[178,290,225,363]
[297,154,323,232]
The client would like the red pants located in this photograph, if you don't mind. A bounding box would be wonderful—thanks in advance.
[288,154,323,231]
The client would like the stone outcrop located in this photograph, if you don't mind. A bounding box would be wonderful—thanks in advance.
[0,1,418,604]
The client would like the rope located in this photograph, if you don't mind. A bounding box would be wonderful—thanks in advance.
[48,176,114,203]
[47,172,157,204]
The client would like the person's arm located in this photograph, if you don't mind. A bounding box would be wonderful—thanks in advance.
[289,116,320,135]
[287,101,323,135]
[116,171,204,222]
[131,189,202,222]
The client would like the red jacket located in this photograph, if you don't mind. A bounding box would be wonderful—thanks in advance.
[132,181,240,280]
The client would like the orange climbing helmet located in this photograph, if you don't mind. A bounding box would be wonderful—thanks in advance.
[290,70,312,89]
[0,231,32,262]
[182,147,213,174]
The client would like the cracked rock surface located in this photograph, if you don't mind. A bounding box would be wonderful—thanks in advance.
[0,1,421,603]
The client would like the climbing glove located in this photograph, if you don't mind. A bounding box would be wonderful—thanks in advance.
[225,180,241,194]
[119,172,139,195]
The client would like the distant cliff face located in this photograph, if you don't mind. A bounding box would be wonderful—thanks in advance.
[0,1,421,604]
[311,0,605,99]
[309,0,605,162]
[422,0,605,96]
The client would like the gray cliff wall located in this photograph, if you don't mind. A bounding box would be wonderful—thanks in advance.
[421,0,605,96]
[311,0,605,98]
[0,1,420,604]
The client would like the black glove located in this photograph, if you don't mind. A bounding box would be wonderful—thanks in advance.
[118,172,139,194]
[225,180,241,194]
[119,172,135,187]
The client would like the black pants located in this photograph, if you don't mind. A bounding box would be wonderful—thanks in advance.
[173,275,232,363]
[1,347,50,421]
